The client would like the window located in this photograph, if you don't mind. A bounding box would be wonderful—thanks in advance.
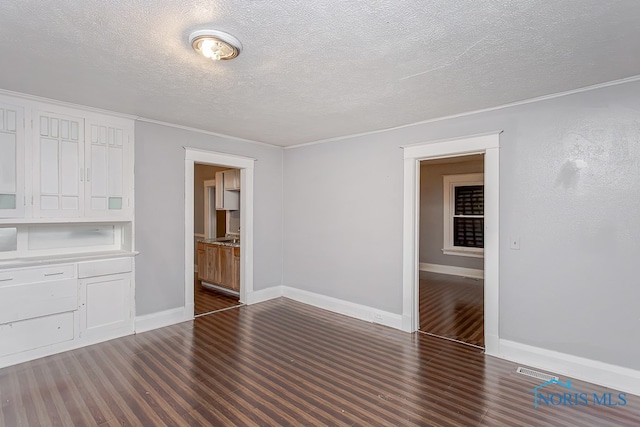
[443,173,484,258]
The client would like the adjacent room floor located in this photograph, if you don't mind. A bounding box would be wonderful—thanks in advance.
[1,298,638,426]
[194,274,241,316]
[419,270,484,348]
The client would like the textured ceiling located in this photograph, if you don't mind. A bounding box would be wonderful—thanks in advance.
[0,1,639,146]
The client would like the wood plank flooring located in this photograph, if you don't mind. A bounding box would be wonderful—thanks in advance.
[194,275,240,316]
[1,298,639,426]
[419,271,484,347]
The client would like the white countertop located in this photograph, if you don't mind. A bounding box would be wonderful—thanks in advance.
[0,251,139,269]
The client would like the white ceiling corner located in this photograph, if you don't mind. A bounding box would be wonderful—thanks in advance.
[0,1,639,147]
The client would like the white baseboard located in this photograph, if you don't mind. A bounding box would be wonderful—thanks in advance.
[282,286,403,330]
[244,286,283,305]
[498,339,640,396]
[419,262,483,279]
[484,334,500,357]
[135,307,191,334]
[0,329,133,369]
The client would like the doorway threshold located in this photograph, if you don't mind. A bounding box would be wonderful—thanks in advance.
[417,330,485,352]
[195,303,245,318]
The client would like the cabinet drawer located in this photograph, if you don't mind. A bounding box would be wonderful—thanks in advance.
[78,257,132,278]
[0,311,74,357]
[0,264,75,286]
[0,278,78,324]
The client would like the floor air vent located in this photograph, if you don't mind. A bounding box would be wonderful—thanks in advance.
[516,367,558,382]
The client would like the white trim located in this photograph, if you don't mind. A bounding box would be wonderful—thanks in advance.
[4,74,640,152]
[0,88,281,150]
[203,180,215,239]
[442,173,484,257]
[402,157,420,333]
[134,307,190,334]
[404,132,499,159]
[282,287,403,330]
[419,262,483,279]
[402,132,500,357]
[185,148,256,168]
[484,145,500,355]
[442,249,484,258]
[283,74,640,150]
[498,339,640,397]
[137,117,280,149]
[0,89,137,121]
[245,286,283,305]
[239,167,254,305]
[184,148,255,321]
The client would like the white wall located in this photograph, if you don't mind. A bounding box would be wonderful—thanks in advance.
[283,80,640,371]
[135,122,283,316]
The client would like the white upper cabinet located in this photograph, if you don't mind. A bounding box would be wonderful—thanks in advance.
[223,169,240,191]
[0,94,134,222]
[215,170,240,210]
[84,119,132,218]
[33,111,84,218]
[0,103,24,218]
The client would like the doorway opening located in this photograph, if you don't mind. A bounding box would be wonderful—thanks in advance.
[184,148,255,320]
[193,164,242,317]
[402,132,500,356]
[418,154,485,349]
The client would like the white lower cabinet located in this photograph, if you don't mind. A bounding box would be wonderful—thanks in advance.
[78,257,133,339]
[0,278,77,324]
[79,273,132,338]
[0,256,134,368]
[0,263,78,360]
[0,312,74,357]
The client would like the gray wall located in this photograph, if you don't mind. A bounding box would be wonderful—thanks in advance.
[135,122,283,316]
[283,80,640,370]
[420,156,484,270]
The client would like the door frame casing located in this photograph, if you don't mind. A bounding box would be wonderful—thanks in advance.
[184,148,255,318]
[203,179,216,239]
[401,132,500,356]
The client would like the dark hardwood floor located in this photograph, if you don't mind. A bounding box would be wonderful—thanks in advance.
[1,298,638,426]
[419,271,484,347]
[194,275,241,316]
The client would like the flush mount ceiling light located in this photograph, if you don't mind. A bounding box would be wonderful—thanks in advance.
[189,30,242,61]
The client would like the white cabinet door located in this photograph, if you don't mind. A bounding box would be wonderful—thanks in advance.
[223,169,240,190]
[85,119,132,218]
[215,170,240,210]
[33,111,84,217]
[78,272,132,338]
[0,103,24,218]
